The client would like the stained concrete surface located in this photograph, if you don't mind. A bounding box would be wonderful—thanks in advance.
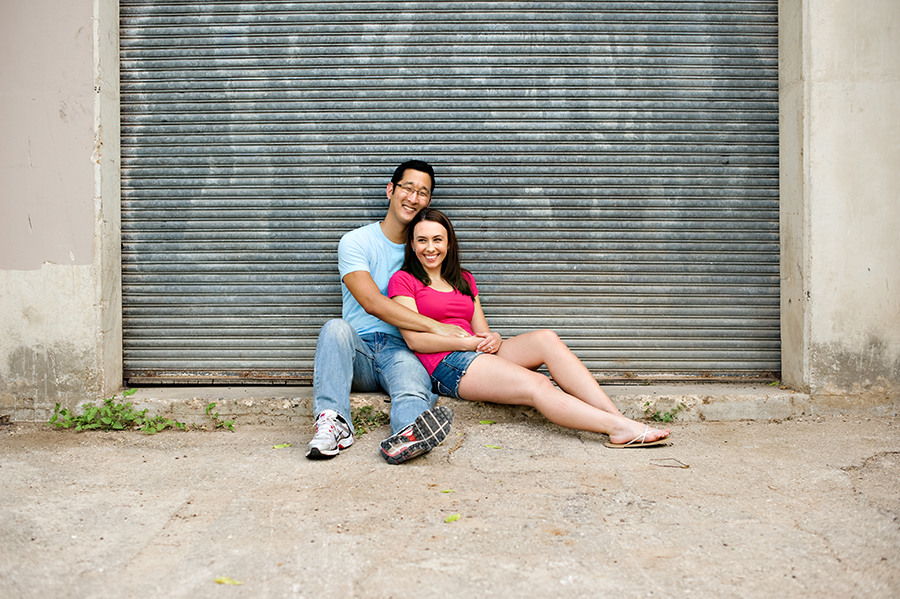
[1,397,898,599]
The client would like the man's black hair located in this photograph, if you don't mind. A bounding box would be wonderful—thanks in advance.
[391,160,435,192]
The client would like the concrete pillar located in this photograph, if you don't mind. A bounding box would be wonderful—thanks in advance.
[780,0,900,409]
[0,0,121,419]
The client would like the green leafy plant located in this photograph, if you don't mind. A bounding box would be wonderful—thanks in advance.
[643,401,687,423]
[205,402,235,431]
[351,405,390,435]
[48,389,186,435]
[48,391,236,434]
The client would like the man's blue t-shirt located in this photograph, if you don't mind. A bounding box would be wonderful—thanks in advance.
[337,222,404,337]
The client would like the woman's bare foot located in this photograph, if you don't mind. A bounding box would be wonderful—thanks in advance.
[607,418,670,446]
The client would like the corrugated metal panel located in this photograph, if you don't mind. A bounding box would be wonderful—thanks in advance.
[120,0,780,383]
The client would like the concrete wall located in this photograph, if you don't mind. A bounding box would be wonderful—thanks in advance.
[780,0,900,409]
[0,0,898,421]
[0,0,121,419]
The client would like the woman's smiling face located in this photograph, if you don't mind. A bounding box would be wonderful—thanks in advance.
[412,219,448,274]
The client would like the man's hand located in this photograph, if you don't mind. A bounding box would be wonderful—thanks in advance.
[431,321,471,338]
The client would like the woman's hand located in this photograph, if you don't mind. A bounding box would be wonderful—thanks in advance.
[475,332,502,354]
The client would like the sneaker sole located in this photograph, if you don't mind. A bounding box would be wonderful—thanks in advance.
[305,435,354,460]
[381,406,453,465]
[305,446,338,459]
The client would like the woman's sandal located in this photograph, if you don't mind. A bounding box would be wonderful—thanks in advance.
[604,425,670,448]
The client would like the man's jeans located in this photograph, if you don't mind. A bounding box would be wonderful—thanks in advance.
[312,319,437,435]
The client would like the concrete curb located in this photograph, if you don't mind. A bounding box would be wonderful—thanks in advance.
[24,382,900,426]
[114,384,818,427]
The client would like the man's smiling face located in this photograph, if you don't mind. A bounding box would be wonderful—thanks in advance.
[386,168,433,227]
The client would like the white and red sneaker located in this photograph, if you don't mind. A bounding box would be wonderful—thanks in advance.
[380,406,453,465]
[306,409,354,459]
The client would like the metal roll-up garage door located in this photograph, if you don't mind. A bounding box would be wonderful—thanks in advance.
[120,0,780,384]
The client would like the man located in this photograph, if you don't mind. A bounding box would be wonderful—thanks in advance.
[306,160,468,464]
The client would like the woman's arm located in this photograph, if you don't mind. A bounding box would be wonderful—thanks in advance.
[391,295,481,353]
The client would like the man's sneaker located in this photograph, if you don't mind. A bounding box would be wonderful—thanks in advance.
[380,406,453,465]
[306,410,354,459]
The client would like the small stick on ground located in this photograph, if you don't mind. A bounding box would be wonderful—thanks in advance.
[651,458,690,469]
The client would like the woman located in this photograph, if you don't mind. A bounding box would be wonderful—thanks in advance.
[387,208,670,448]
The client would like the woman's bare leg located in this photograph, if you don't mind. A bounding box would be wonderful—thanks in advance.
[458,353,669,444]
[495,330,623,416]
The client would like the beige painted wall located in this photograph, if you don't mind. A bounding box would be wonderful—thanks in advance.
[0,0,95,269]
[0,0,121,419]
[781,0,900,406]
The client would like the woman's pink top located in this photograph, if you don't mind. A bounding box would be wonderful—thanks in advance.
[387,270,479,374]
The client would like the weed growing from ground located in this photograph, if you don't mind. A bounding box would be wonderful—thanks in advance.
[48,390,235,434]
[205,402,235,431]
[643,401,687,423]
[49,389,184,434]
[351,405,390,435]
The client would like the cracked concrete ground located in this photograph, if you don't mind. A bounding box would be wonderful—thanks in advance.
[1,399,898,599]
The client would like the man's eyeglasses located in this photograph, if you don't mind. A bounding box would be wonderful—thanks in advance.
[394,182,432,200]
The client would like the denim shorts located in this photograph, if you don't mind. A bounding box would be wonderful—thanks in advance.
[430,351,481,399]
